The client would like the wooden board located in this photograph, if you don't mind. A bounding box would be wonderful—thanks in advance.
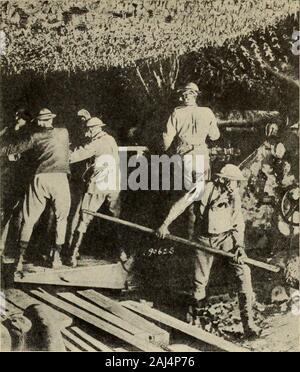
[121,301,248,353]
[70,327,113,352]
[57,292,153,342]
[61,329,97,352]
[31,289,164,352]
[0,292,23,318]
[15,263,127,289]
[63,338,82,352]
[2,289,40,311]
[2,289,72,328]
[168,344,201,352]
[78,289,169,345]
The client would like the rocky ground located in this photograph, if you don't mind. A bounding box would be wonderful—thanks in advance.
[193,291,299,352]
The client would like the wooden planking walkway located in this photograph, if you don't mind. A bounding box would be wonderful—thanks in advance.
[57,292,154,342]
[15,263,127,289]
[78,289,169,345]
[70,327,113,352]
[31,289,165,352]
[121,300,248,353]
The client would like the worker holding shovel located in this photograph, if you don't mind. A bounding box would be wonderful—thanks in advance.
[157,164,262,338]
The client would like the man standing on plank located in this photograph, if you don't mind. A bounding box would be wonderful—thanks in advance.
[1,108,71,275]
[157,164,261,338]
[67,117,124,267]
[163,82,220,239]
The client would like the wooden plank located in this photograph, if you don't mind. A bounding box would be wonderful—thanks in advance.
[1,300,22,315]
[1,291,27,317]
[57,292,151,341]
[78,289,169,345]
[2,289,40,310]
[61,329,97,352]
[31,289,164,352]
[63,338,82,352]
[0,303,23,318]
[121,301,248,353]
[15,263,127,289]
[71,327,113,352]
[2,289,72,328]
[169,344,201,352]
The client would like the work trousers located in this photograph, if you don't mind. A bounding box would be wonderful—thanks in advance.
[75,191,121,234]
[175,151,210,240]
[20,173,71,245]
[193,232,253,301]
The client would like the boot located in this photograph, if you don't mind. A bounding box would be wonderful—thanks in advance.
[186,298,206,326]
[14,241,29,277]
[67,231,84,268]
[49,245,63,269]
[238,292,262,339]
[120,255,135,290]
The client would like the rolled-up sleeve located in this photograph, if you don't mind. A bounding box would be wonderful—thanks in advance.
[163,112,177,151]
[208,111,220,141]
[0,136,34,157]
[70,141,99,163]
[231,190,245,247]
[163,181,211,228]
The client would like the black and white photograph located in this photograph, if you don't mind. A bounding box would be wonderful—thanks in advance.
[0,0,299,354]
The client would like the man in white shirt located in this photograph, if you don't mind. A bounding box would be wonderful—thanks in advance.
[163,82,220,182]
[163,82,221,239]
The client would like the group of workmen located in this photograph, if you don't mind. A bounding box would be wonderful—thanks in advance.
[0,82,261,338]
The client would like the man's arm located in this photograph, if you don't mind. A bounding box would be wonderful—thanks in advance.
[163,112,177,151]
[208,111,220,141]
[231,190,245,247]
[157,182,209,237]
[0,136,34,157]
[70,141,99,164]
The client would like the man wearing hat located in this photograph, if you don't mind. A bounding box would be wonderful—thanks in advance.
[1,108,71,274]
[67,117,122,267]
[157,164,261,338]
[163,82,220,240]
[163,82,220,181]
[1,109,34,260]
[1,109,33,223]
[77,109,91,124]
[72,109,92,147]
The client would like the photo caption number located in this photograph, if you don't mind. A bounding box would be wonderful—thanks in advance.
[149,357,195,368]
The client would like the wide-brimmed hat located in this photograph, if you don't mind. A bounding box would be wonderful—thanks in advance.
[178,82,200,95]
[86,117,106,127]
[216,164,246,181]
[36,108,56,121]
[77,109,91,121]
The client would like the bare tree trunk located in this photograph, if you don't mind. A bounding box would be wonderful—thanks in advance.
[134,55,180,101]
